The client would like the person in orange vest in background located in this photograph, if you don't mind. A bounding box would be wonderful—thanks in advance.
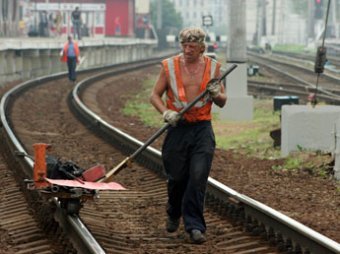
[60,35,80,83]
[149,27,226,244]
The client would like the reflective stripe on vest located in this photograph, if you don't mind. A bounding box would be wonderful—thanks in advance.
[167,59,184,107]
[163,54,220,122]
[167,56,217,108]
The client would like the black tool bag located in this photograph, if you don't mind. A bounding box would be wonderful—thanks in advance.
[46,156,85,180]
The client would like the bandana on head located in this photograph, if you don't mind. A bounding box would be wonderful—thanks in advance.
[179,27,206,44]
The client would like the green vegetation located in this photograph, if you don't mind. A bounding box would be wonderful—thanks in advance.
[122,77,163,127]
[122,61,333,175]
[284,157,302,170]
[273,44,306,53]
[123,71,282,160]
[213,100,281,158]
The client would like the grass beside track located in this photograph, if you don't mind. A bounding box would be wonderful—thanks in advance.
[122,60,334,178]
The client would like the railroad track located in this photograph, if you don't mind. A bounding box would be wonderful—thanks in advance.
[0,153,74,254]
[0,57,339,253]
[248,80,340,104]
[270,46,340,71]
[248,51,340,104]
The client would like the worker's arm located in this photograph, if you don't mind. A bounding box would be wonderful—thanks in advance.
[150,67,168,114]
[207,67,227,108]
[210,82,227,108]
[150,67,180,126]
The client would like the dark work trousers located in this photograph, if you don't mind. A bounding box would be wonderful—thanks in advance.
[73,21,81,40]
[67,56,77,82]
[162,120,215,233]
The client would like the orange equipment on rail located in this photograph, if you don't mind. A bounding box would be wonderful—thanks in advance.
[24,143,125,214]
[32,143,51,189]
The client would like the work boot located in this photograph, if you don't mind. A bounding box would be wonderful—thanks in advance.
[190,229,206,244]
[166,217,179,233]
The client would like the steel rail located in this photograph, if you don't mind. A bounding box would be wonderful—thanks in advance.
[271,50,340,78]
[207,178,340,254]
[0,74,107,254]
[70,63,340,254]
[248,51,340,99]
[0,54,174,254]
[248,81,340,104]
[1,54,339,253]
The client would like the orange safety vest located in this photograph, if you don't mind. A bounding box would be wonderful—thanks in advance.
[162,54,221,122]
[60,41,80,63]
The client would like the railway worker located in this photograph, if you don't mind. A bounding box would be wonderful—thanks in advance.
[60,35,80,83]
[149,27,226,244]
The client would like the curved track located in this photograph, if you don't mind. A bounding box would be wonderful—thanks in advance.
[0,153,73,254]
[1,57,339,253]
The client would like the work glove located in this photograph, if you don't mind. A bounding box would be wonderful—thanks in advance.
[163,110,180,126]
[207,79,221,98]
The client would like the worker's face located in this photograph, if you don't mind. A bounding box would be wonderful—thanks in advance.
[181,42,203,62]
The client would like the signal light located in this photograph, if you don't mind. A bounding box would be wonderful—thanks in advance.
[314,46,327,74]
[314,0,323,19]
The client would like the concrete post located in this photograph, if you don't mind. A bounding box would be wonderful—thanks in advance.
[216,0,253,121]
[0,51,5,79]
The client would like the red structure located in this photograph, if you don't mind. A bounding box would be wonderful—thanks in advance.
[106,0,135,37]
[27,0,135,37]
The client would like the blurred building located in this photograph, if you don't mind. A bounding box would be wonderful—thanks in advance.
[3,0,339,45]
[169,0,300,45]
[105,0,135,37]
[246,0,306,46]
[169,0,228,36]
[247,0,340,47]
[27,0,135,37]
[169,0,340,47]
[0,0,21,37]
[135,0,154,39]
[1,0,137,38]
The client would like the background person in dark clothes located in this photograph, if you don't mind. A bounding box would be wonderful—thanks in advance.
[71,7,82,40]
[39,11,48,37]
[60,35,80,83]
[149,27,227,244]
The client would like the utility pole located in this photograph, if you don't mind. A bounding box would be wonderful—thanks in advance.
[261,0,266,37]
[156,0,162,48]
[156,0,162,30]
[256,0,261,45]
[306,0,315,43]
[219,0,253,121]
[330,0,337,38]
[271,0,276,35]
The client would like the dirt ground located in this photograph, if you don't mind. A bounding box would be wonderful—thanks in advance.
[0,63,339,250]
[96,67,339,244]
